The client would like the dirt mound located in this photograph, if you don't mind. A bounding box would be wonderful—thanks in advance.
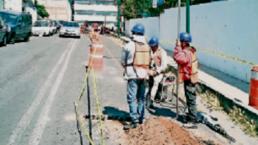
[105,117,203,145]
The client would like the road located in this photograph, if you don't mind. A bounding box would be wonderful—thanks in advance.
[0,35,88,145]
[1,34,257,145]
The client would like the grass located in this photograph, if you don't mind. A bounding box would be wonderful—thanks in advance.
[198,84,258,137]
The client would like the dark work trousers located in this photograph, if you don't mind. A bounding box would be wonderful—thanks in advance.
[184,80,197,120]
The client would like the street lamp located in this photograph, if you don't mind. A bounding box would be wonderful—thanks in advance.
[186,0,190,33]
[117,0,121,36]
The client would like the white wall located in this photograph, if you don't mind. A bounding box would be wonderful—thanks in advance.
[125,17,160,40]
[125,0,258,82]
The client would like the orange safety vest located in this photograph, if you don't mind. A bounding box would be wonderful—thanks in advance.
[132,42,151,69]
[178,47,198,84]
[152,49,162,66]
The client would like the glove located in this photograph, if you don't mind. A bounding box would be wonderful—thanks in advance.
[176,39,181,46]
[148,70,157,76]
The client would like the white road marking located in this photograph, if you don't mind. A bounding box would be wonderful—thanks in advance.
[7,41,71,145]
[28,40,78,145]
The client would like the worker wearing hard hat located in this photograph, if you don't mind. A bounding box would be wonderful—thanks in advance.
[121,24,151,130]
[173,32,198,124]
[147,36,168,109]
[89,23,100,44]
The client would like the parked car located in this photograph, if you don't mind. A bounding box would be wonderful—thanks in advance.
[32,20,52,36]
[0,17,8,46]
[59,21,80,38]
[0,10,32,43]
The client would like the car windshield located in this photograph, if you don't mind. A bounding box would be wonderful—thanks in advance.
[0,12,17,24]
[63,22,79,27]
[34,21,49,27]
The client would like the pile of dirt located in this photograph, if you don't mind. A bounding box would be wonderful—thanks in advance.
[105,117,203,145]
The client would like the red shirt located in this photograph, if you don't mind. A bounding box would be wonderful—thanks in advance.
[173,45,196,81]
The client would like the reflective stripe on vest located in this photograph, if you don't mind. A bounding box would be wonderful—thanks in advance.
[178,47,198,84]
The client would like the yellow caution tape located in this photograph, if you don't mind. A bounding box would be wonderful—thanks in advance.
[74,36,106,145]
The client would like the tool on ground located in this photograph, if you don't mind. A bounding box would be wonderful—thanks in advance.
[197,112,236,143]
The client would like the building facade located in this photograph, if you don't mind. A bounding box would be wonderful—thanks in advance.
[23,0,38,22]
[74,0,117,27]
[37,0,72,21]
[4,0,22,12]
[0,0,4,10]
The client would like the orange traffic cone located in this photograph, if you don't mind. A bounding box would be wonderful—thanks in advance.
[88,43,104,71]
[249,65,258,109]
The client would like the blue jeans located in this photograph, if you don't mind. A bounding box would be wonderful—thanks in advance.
[127,79,147,123]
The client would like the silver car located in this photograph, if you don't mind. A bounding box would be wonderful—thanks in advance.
[59,21,80,38]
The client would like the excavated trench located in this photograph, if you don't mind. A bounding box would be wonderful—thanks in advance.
[104,117,220,145]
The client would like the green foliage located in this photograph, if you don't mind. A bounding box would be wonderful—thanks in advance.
[34,0,49,18]
[121,0,217,19]
[122,0,136,19]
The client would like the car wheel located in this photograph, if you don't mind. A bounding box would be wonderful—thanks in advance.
[24,33,30,42]
[2,35,7,46]
[9,33,16,44]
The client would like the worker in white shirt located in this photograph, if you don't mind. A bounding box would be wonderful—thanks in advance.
[147,36,168,109]
[121,24,151,130]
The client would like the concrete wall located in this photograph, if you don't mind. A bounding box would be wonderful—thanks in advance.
[125,16,160,40]
[125,0,258,82]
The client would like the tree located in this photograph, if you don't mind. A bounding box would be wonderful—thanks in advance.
[122,0,137,19]
[34,0,49,18]
[121,0,217,20]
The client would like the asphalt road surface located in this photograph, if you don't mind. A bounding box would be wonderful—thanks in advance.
[1,34,257,145]
[0,35,89,145]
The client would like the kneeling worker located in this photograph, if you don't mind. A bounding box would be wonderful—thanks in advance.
[147,36,168,109]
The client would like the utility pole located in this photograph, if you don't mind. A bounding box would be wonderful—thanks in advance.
[117,0,121,36]
[186,0,190,33]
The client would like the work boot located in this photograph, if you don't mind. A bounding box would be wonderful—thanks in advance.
[139,119,145,125]
[182,115,199,124]
[123,122,138,130]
